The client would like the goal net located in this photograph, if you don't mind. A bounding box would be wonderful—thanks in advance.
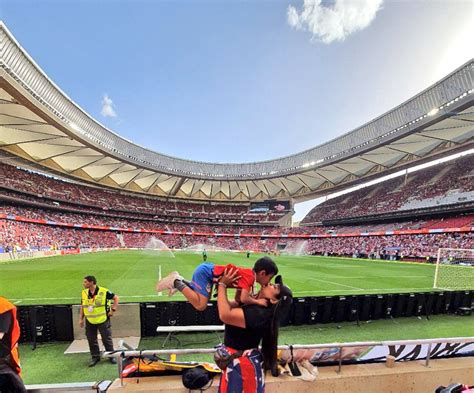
[433,248,474,290]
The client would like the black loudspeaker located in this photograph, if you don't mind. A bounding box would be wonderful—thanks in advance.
[181,302,198,325]
[413,293,425,317]
[159,302,184,326]
[393,294,406,318]
[334,296,346,323]
[405,293,416,317]
[53,305,74,341]
[461,291,473,308]
[424,292,435,317]
[346,296,359,322]
[30,306,53,345]
[372,295,384,320]
[359,295,372,321]
[383,294,395,319]
[293,298,308,326]
[451,291,463,312]
[433,292,445,314]
[141,303,160,336]
[443,291,453,313]
[17,306,32,343]
[195,302,220,325]
[308,298,319,324]
[321,297,334,323]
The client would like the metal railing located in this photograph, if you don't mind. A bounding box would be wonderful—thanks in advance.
[104,337,474,386]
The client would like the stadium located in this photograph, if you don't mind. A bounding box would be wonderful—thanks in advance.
[0,9,473,393]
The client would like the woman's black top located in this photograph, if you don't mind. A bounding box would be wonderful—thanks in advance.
[224,305,273,350]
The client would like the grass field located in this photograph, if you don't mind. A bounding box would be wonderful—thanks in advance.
[1,250,472,385]
[0,250,438,305]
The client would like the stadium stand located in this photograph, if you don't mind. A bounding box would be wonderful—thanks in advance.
[0,154,472,258]
[301,155,473,224]
[0,163,290,224]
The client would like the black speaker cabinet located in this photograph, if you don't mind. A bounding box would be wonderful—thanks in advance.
[333,296,346,323]
[359,295,372,321]
[53,305,73,341]
[433,292,445,314]
[424,292,435,317]
[141,303,160,336]
[405,293,416,317]
[393,294,406,318]
[443,291,453,313]
[346,296,359,322]
[158,301,184,326]
[461,291,473,308]
[293,298,308,326]
[30,306,53,343]
[413,293,425,317]
[372,295,384,320]
[195,301,220,325]
[321,297,334,323]
[383,294,395,319]
[308,297,319,324]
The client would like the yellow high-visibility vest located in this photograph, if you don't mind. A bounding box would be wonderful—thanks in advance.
[81,287,109,325]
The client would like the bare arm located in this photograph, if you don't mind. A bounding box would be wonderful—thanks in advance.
[217,269,246,328]
[108,294,119,317]
[240,288,268,306]
[112,295,119,310]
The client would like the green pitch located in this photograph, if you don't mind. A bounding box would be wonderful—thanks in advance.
[0,250,437,305]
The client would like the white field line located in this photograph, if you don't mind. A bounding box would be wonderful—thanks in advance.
[9,295,162,301]
[293,287,436,294]
[307,277,362,290]
[285,256,436,267]
[333,275,429,279]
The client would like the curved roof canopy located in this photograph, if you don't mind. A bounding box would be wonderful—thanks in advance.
[0,22,473,202]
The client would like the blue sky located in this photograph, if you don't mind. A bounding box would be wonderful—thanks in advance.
[1,0,473,220]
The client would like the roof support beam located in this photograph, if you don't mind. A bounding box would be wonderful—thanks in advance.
[169,177,186,196]
[385,146,420,157]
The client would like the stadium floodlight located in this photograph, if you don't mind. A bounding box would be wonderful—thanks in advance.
[433,248,474,290]
[427,108,439,116]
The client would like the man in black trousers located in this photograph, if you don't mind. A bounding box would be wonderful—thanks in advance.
[79,276,119,367]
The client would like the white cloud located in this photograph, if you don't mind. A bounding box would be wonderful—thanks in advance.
[101,94,117,118]
[287,0,384,44]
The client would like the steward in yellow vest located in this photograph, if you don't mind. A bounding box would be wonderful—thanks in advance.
[79,276,119,367]
[81,286,109,325]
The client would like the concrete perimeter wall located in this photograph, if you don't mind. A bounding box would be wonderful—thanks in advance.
[108,357,474,393]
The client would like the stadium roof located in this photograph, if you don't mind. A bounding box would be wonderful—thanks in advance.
[0,22,473,202]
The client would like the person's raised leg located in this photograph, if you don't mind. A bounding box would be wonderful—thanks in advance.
[174,262,215,311]
[176,283,209,311]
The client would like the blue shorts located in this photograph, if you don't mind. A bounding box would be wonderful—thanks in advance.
[188,262,215,299]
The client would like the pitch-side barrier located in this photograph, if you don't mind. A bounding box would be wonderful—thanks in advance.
[103,337,474,387]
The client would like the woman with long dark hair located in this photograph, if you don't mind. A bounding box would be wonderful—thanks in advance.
[216,268,293,392]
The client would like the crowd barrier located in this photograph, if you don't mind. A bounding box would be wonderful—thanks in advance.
[16,290,473,344]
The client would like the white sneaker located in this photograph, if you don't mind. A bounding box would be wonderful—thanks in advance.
[156,271,181,292]
[168,287,179,297]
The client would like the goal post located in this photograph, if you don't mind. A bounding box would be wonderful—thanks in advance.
[433,248,474,290]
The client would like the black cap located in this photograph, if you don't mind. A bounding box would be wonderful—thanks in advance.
[182,367,212,390]
[274,275,293,322]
